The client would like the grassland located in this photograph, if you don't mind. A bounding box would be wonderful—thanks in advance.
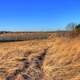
[0,32,80,80]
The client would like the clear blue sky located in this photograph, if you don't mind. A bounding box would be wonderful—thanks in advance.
[0,0,80,31]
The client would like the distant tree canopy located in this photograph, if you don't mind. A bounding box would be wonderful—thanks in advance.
[75,24,80,32]
[66,23,80,32]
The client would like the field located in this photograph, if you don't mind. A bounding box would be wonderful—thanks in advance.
[0,32,80,80]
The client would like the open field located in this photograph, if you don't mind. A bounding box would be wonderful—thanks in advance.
[0,32,80,80]
[0,31,75,41]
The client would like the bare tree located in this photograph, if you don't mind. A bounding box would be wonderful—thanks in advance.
[66,23,77,31]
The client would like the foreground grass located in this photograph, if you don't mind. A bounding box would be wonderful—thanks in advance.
[0,35,80,80]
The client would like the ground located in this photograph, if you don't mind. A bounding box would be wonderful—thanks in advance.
[0,34,80,80]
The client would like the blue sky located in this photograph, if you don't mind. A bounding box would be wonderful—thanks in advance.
[0,0,80,31]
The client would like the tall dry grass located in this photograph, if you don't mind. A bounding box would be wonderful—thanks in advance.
[0,32,80,80]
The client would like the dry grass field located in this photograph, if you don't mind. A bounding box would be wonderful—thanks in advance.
[0,32,80,80]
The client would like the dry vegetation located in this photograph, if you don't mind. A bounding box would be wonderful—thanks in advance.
[0,32,50,41]
[0,32,80,80]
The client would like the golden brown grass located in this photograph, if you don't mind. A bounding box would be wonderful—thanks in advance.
[0,33,80,80]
